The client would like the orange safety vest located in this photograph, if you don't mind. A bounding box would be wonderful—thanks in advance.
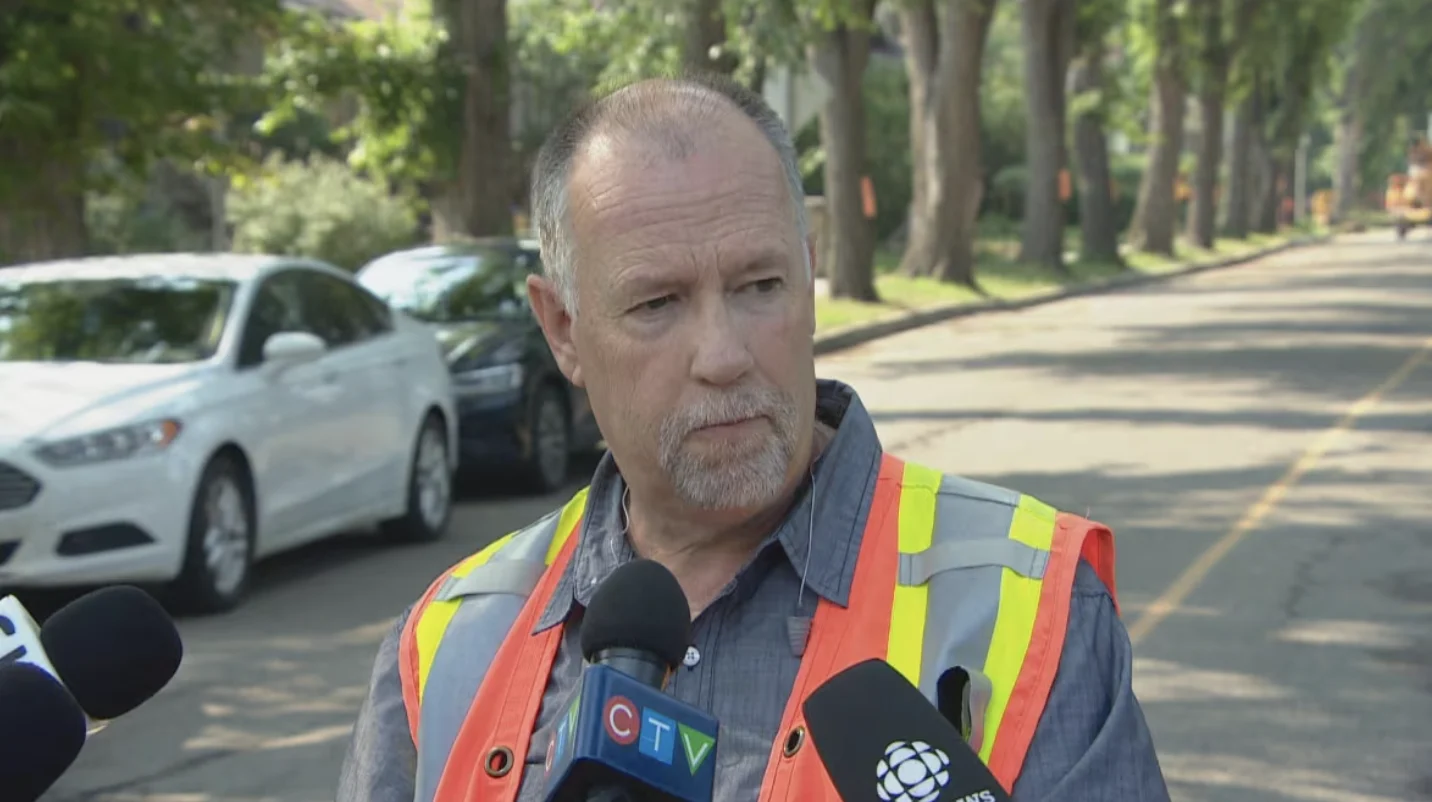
[397,454,1118,802]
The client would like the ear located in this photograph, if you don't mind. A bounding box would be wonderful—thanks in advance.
[526,274,584,388]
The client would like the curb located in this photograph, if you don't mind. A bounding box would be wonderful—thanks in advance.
[812,234,1332,357]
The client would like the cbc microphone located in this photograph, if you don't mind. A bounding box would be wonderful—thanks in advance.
[802,658,1012,802]
[0,662,89,802]
[0,585,184,725]
[541,559,719,802]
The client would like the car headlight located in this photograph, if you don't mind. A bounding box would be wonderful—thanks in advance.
[34,419,183,468]
[452,363,524,397]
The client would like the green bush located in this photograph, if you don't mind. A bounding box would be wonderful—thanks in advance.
[227,154,421,271]
[86,188,212,256]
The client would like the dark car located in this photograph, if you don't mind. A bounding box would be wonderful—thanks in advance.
[356,239,601,492]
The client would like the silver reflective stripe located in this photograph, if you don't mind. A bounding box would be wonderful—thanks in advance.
[912,473,1037,752]
[898,538,1050,586]
[437,560,548,600]
[413,512,564,802]
[413,594,525,802]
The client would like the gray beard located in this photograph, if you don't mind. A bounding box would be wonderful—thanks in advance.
[657,386,800,510]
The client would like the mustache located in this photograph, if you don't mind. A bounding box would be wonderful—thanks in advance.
[661,386,791,438]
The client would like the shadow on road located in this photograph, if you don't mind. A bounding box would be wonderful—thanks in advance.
[960,457,1432,802]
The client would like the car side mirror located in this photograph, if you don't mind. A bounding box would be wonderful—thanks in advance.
[262,331,326,370]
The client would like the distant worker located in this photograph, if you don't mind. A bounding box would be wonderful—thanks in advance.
[338,73,1170,802]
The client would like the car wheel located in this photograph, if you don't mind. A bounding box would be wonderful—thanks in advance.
[170,453,255,615]
[381,413,452,543]
[526,385,570,493]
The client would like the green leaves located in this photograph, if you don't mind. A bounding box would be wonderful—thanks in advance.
[0,0,285,200]
[256,4,463,186]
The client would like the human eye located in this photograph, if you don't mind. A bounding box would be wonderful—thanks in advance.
[743,277,784,294]
[628,294,676,315]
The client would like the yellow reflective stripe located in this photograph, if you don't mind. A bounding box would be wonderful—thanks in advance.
[547,486,590,563]
[886,463,942,688]
[413,531,516,703]
[412,486,592,704]
[977,494,1056,761]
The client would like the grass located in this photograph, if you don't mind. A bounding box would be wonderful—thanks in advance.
[812,227,1309,333]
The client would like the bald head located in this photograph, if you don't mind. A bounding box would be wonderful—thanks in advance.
[530,73,809,313]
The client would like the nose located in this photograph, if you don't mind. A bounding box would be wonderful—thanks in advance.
[689,296,755,387]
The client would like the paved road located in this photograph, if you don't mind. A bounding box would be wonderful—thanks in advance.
[41,231,1432,802]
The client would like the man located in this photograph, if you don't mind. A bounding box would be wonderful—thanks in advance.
[339,73,1169,802]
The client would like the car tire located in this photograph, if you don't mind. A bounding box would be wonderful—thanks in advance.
[169,452,256,615]
[381,412,453,543]
[524,384,570,494]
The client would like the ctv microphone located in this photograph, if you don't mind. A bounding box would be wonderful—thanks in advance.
[803,658,1012,802]
[0,585,184,725]
[0,662,89,802]
[541,559,719,802]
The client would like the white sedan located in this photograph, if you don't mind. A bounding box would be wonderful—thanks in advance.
[0,254,458,614]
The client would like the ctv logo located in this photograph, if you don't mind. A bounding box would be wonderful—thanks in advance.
[602,695,714,774]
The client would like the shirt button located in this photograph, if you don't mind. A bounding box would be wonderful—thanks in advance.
[683,646,701,668]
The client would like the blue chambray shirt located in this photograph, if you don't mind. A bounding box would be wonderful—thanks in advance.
[338,380,1170,801]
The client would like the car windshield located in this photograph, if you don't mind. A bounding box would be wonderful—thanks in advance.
[359,250,529,324]
[0,274,237,364]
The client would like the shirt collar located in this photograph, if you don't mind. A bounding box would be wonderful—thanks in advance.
[534,379,885,633]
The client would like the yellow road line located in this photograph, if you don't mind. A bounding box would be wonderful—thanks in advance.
[1127,334,1432,645]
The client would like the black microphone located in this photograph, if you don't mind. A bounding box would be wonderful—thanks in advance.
[542,559,719,802]
[0,662,89,802]
[803,658,1012,802]
[40,585,185,722]
[579,559,691,689]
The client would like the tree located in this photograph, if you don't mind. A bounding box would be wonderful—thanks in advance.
[1125,0,1187,256]
[1068,0,1125,265]
[437,0,516,238]
[262,0,517,240]
[1017,0,1076,271]
[0,0,284,265]
[1328,0,1432,220]
[1184,0,1240,249]
[1225,0,1359,233]
[811,0,881,300]
[898,0,1000,286]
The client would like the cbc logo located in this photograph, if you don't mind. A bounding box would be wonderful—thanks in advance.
[602,695,715,774]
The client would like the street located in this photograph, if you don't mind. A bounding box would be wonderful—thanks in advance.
[41,231,1432,802]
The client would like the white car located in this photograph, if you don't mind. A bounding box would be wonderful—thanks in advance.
[0,254,458,614]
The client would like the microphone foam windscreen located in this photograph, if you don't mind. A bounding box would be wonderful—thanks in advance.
[0,662,88,802]
[802,658,1010,802]
[579,558,690,669]
[40,585,183,721]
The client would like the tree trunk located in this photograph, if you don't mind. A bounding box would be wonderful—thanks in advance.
[0,147,87,265]
[1018,0,1076,271]
[1126,0,1185,256]
[812,0,878,301]
[1333,109,1363,223]
[433,0,513,239]
[1070,45,1121,266]
[1186,0,1226,250]
[897,0,939,277]
[899,0,997,287]
[1222,89,1256,238]
[683,0,737,74]
[1251,133,1279,233]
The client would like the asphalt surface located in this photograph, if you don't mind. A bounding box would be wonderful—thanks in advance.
[38,231,1432,802]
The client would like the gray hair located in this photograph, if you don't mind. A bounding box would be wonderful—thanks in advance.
[529,72,810,314]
